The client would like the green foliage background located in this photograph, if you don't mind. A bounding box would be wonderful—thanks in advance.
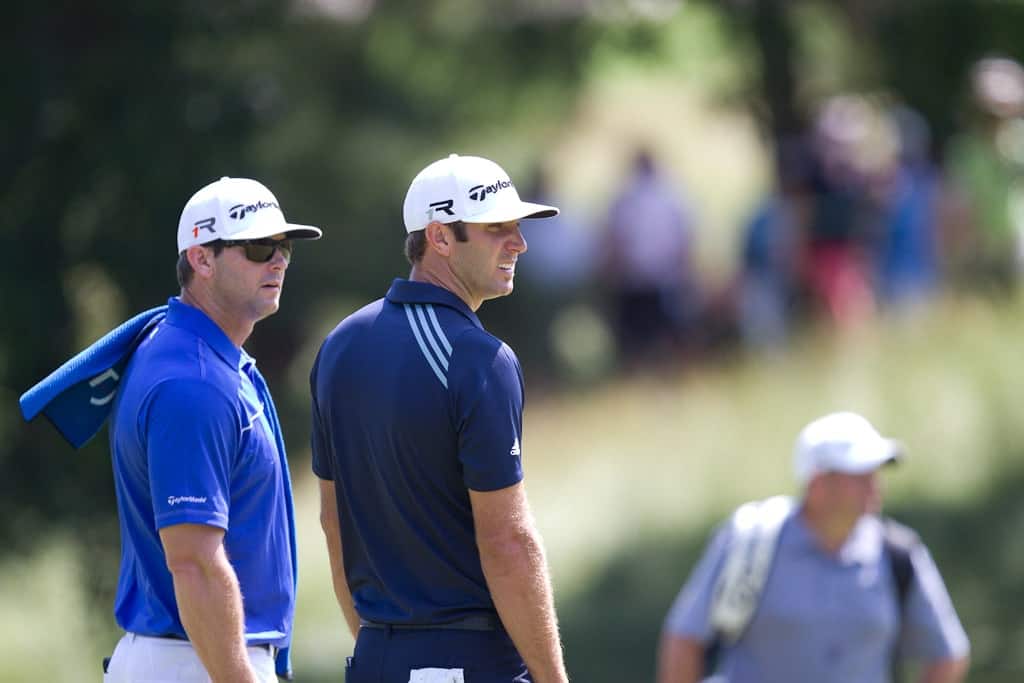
[4,1,1024,681]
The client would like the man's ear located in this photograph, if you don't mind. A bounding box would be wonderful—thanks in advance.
[424,221,452,257]
[186,245,216,279]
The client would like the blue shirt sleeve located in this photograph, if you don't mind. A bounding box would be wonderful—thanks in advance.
[141,378,239,530]
[664,521,732,642]
[310,395,333,481]
[309,351,334,481]
[451,334,525,492]
[899,543,970,661]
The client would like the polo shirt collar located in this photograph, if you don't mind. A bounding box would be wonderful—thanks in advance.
[165,297,242,369]
[789,510,883,567]
[385,279,483,329]
[838,515,884,566]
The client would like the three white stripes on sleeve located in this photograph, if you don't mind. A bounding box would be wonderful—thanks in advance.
[404,304,453,388]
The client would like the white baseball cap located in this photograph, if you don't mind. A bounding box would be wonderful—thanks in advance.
[793,411,903,484]
[177,176,322,253]
[402,154,559,233]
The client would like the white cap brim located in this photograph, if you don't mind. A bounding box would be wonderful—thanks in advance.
[461,201,559,225]
[227,221,323,241]
[845,439,904,473]
[803,439,903,482]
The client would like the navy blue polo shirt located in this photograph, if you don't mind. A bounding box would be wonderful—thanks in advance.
[310,279,525,624]
[109,297,295,647]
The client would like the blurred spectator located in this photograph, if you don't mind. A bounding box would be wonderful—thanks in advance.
[735,97,945,343]
[519,170,595,291]
[600,147,700,368]
[657,412,970,683]
[735,137,812,349]
[945,56,1024,292]
[516,169,602,382]
[873,105,942,310]
[801,96,879,328]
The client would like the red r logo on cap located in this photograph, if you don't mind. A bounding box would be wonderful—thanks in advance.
[192,217,217,239]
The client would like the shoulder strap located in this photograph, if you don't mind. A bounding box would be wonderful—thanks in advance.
[882,517,919,683]
[883,517,917,610]
[709,496,794,643]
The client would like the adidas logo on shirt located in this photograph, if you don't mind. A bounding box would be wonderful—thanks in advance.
[510,438,521,456]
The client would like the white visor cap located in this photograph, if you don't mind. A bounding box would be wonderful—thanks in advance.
[402,154,558,233]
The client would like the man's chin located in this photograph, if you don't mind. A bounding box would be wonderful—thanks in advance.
[255,299,281,321]
[480,281,515,304]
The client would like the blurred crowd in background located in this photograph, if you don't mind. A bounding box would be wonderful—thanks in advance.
[519,55,1024,378]
[8,2,1024,680]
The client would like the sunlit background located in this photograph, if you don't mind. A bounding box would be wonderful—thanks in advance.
[5,1,1024,681]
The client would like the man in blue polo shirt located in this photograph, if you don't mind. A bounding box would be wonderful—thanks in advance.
[657,412,970,683]
[310,154,569,683]
[102,177,321,682]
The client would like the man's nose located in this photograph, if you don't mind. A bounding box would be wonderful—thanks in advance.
[269,247,289,270]
[509,227,527,253]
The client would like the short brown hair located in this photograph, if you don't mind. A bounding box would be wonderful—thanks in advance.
[176,242,225,288]
[403,221,468,264]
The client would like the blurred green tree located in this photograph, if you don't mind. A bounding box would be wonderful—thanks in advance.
[7,0,1024,637]
[716,0,1024,158]
[1,0,602,590]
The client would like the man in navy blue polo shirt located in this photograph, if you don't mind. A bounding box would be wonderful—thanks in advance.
[657,412,970,683]
[310,154,569,683]
[102,177,321,682]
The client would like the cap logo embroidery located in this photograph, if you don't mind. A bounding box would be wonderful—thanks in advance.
[192,217,217,238]
[429,199,455,217]
[467,178,512,202]
[228,200,279,220]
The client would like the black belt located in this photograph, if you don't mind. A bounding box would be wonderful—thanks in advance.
[359,614,500,632]
[152,633,275,653]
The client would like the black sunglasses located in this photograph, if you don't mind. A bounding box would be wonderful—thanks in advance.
[215,238,293,263]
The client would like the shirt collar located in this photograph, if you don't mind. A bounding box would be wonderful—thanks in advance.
[788,510,883,567]
[385,278,483,329]
[165,297,243,369]
[239,347,257,374]
[838,515,884,565]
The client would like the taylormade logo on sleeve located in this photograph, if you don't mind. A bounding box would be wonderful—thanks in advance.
[167,495,208,506]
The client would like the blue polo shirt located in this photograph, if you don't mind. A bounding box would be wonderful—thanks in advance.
[310,279,525,624]
[665,507,970,682]
[109,297,295,647]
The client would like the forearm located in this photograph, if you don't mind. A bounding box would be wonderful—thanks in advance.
[326,539,360,638]
[319,479,360,639]
[171,557,257,683]
[917,656,969,683]
[480,528,568,683]
[656,634,704,683]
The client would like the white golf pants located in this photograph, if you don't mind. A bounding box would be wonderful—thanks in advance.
[103,633,276,682]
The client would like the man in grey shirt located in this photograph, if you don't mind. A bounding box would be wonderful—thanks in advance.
[657,412,970,683]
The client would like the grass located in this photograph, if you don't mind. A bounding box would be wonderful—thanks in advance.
[526,294,1024,597]
[0,537,112,681]
[2,293,1023,681]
